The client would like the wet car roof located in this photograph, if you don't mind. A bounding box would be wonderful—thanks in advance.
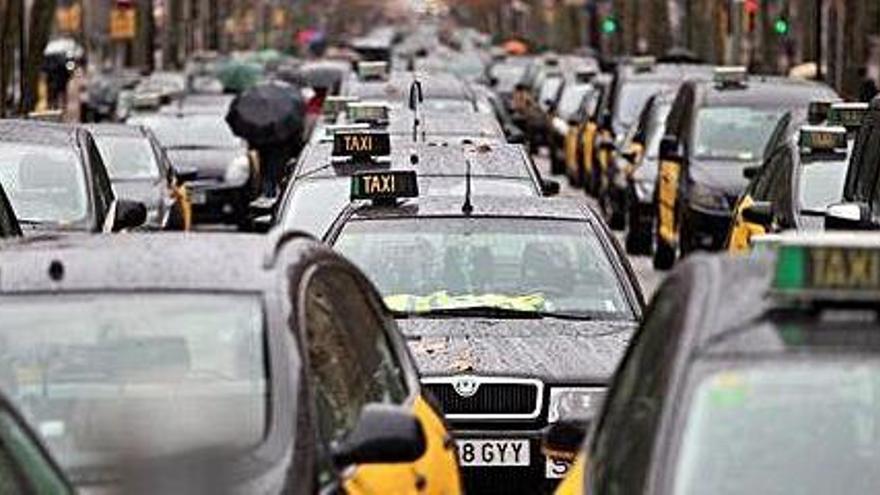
[698,77,839,107]
[84,123,147,138]
[618,63,715,82]
[347,195,594,221]
[0,233,312,293]
[0,119,79,147]
[295,141,533,179]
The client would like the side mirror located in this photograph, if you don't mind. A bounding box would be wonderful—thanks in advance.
[659,135,684,162]
[543,98,555,108]
[507,127,526,144]
[598,110,613,129]
[542,179,561,196]
[488,76,499,87]
[113,199,147,232]
[541,419,588,461]
[825,202,874,230]
[742,166,760,180]
[620,149,638,163]
[174,166,199,184]
[741,201,774,226]
[250,214,273,234]
[332,404,426,468]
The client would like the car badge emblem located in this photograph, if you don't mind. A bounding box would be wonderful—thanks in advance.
[453,376,480,398]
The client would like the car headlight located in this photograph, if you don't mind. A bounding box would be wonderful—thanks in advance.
[687,182,728,211]
[224,155,251,186]
[547,387,606,423]
[634,179,655,202]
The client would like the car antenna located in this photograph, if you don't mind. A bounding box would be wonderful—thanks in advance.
[462,159,473,215]
[409,78,423,143]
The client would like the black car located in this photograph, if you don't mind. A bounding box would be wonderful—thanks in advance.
[0,231,458,494]
[88,123,194,230]
[128,112,257,227]
[623,90,676,254]
[274,133,557,237]
[0,120,145,234]
[554,232,880,494]
[653,68,838,269]
[324,176,643,494]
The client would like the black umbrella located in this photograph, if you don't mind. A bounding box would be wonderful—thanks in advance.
[226,81,305,146]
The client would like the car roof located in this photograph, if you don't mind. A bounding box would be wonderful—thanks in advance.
[84,123,147,138]
[0,232,316,293]
[618,63,715,82]
[696,77,838,107]
[0,119,80,148]
[346,195,595,222]
[294,141,533,180]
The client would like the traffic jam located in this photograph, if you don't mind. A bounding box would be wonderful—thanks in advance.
[3,4,880,495]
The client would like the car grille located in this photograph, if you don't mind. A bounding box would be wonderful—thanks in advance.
[422,377,543,419]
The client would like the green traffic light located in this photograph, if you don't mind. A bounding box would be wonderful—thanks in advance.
[601,17,618,35]
[773,18,790,35]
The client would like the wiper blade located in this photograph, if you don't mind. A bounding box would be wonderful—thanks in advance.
[393,305,544,319]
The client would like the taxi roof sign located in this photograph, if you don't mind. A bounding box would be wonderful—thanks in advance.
[798,125,848,152]
[346,101,390,125]
[318,123,370,143]
[631,56,656,73]
[322,96,360,117]
[773,234,880,303]
[714,66,748,87]
[828,102,869,129]
[357,61,390,81]
[332,131,391,161]
[351,170,419,201]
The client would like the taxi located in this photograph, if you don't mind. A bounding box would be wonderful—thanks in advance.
[566,73,612,196]
[552,232,880,494]
[324,171,644,494]
[652,67,838,269]
[0,231,462,495]
[273,129,557,237]
[548,79,600,178]
[725,103,867,252]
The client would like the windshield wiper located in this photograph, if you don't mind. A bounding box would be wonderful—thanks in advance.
[392,306,604,321]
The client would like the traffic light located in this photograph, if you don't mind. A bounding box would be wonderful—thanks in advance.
[773,17,790,36]
[600,16,618,35]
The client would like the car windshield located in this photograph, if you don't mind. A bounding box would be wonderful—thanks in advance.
[692,106,784,161]
[0,143,88,225]
[539,77,563,107]
[132,115,240,149]
[334,218,632,319]
[674,361,880,495]
[0,293,267,478]
[556,85,593,121]
[93,135,160,180]
[613,81,670,133]
[798,156,849,211]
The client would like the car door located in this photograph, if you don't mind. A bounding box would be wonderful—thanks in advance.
[298,261,460,495]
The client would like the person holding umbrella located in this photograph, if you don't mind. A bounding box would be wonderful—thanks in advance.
[226,80,306,197]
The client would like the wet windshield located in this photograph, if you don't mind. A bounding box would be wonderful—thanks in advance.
[0,293,267,478]
[0,143,88,225]
[613,81,670,133]
[93,135,161,180]
[674,362,880,495]
[334,217,632,318]
[692,107,784,161]
[132,115,240,149]
[798,157,848,211]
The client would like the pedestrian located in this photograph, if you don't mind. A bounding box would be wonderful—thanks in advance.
[858,66,879,102]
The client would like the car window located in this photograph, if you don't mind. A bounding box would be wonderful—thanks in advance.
[590,283,682,494]
[303,266,409,447]
[613,81,672,134]
[0,410,69,494]
[0,143,88,225]
[86,139,115,226]
[93,135,161,180]
[692,107,785,161]
[752,147,789,201]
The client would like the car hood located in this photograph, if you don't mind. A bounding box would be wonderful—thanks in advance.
[399,318,636,382]
[165,148,242,180]
[689,157,759,197]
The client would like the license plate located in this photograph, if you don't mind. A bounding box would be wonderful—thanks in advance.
[545,457,572,479]
[456,439,530,467]
[190,191,207,205]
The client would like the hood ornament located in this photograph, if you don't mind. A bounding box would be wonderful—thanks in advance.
[453,375,480,398]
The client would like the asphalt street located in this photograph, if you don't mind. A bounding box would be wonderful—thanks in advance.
[532,152,665,299]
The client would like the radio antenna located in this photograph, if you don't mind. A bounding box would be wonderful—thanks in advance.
[462,159,473,215]
[409,79,423,143]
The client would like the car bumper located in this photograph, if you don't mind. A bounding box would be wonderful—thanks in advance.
[451,427,564,495]
[682,204,732,252]
[189,181,249,224]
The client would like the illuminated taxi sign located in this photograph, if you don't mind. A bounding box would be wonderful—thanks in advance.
[318,123,370,143]
[713,66,747,87]
[322,96,360,117]
[350,170,419,201]
[332,132,391,161]
[798,125,847,152]
[631,56,656,73]
[773,236,880,301]
[357,61,390,81]
[347,102,390,124]
[827,102,868,130]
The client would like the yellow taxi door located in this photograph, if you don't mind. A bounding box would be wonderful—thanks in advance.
[553,454,586,495]
[623,142,646,178]
[565,127,579,178]
[657,159,681,245]
[581,122,598,181]
[726,195,768,253]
